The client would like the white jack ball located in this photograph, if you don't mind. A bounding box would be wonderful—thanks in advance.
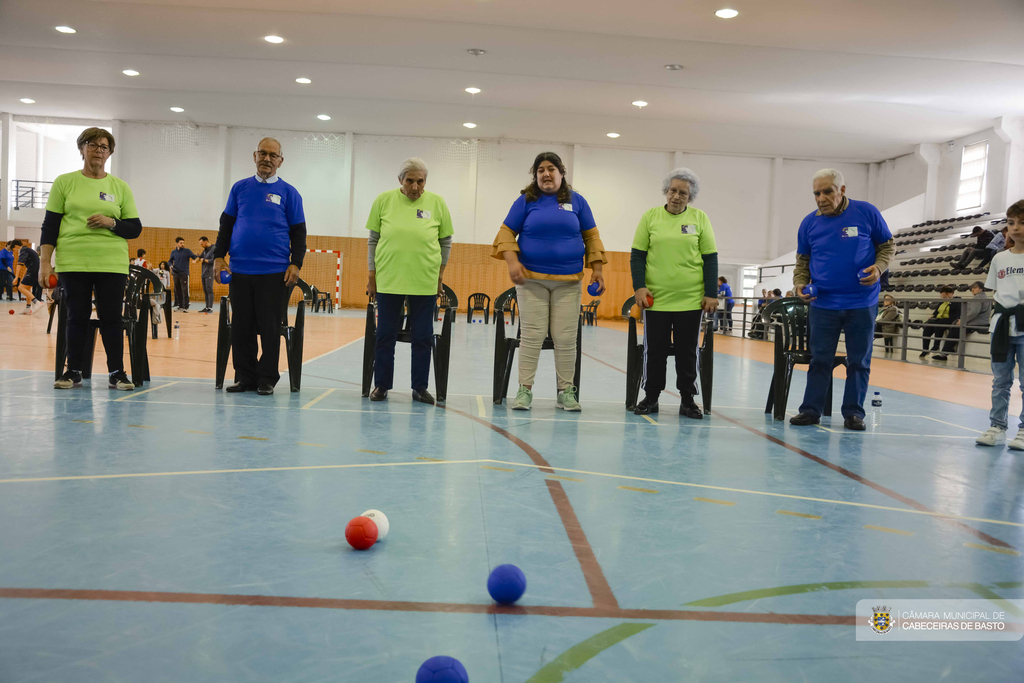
[360,509,389,540]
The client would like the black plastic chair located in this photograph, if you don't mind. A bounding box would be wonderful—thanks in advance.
[762,298,847,421]
[622,296,715,414]
[582,300,600,326]
[494,287,518,326]
[467,292,491,324]
[361,284,457,404]
[311,286,333,314]
[53,265,162,387]
[215,278,311,392]
[492,286,581,405]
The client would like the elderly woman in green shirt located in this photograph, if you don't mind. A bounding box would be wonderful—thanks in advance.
[630,167,719,419]
[365,157,454,405]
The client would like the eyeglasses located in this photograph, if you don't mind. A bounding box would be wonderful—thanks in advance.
[666,188,690,197]
[84,141,111,153]
[256,150,281,161]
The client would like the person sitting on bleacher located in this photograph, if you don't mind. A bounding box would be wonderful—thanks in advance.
[920,285,960,361]
[956,226,1005,270]
[874,294,902,353]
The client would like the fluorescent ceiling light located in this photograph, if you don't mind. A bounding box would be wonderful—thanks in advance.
[715,8,739,18]
[317,114,331,121]
[122,69,140,76]
[465,87,481,94]
[20,98,35,104]
[664,64,684,71]
[55,26,76,34]
[264,35,284,44]
[295,78,312,84]
[632,100,648,108]
[463,122,477,129]
[606,133,620,138]
[170,107,184,113]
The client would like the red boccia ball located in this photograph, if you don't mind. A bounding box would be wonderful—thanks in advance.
[345,516,379,550]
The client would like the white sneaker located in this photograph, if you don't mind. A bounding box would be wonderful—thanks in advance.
[976,426,1006,447]
[1009,434,1024,451]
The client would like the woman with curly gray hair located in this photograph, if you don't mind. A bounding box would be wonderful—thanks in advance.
[629,167,719,419]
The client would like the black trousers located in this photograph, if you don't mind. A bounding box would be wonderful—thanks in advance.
[641,309,703,400]
[229,272,289,386]
[374,292,435,391]
[1,270,12,298]
[59,271,127,374]
[922,317,951,351]
[172,270,189,309]
[202,275,214,310]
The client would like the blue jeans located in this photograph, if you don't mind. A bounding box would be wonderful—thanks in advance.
[374,292,435,392]
[799,305,877,420]
[989,336,1024,430]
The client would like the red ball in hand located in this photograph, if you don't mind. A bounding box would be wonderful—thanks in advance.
[48,274,59,289]
[345,516,379,550]
[646,295,653,307]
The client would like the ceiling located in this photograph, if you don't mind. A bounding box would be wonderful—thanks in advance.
[1,0,1023,161]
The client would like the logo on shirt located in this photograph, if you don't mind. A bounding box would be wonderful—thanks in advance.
[99,192,116,202]
[841,226,859,238]
[266,193,281,205]
[416,209,432,220]
[680,224,697,235]
[559,203,574,212]
[998,267,1024,279]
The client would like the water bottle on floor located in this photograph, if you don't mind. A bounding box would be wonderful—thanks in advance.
[870,391,882,427]
[174,321,180,340]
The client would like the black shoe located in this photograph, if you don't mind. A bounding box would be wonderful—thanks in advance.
[256,383,274,396]
[844,415,866,431]
[412,388,436,405]
[919,351,929,358]
[789,412,820,426]
[932,354,948,361]
[369,386,388,401]
[679,399,703,420]
[54,369,83,389]
[634,397,659,415]
[108,370,134,391]
[225,382,255,393]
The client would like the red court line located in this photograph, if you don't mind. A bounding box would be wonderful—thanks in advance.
[582,351,1016,551]
[0,588,852,626]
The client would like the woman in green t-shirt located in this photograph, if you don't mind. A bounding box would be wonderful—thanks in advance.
[41,127,143,391]
[365,157,454,405]
[630,168,719,419]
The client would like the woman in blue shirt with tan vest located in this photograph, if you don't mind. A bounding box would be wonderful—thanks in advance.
[492,152,607,411]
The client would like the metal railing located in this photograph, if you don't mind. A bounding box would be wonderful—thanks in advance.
[706,295,993,373]
[757,264,795,280]
[12,180,52,209]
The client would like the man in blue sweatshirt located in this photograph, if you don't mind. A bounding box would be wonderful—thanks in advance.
[790,169,894,431]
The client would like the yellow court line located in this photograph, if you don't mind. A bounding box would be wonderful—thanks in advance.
[641,415,658,425]
[127,424,155,429]
[964,542,1021,556]
[864,524,914,536]
[72,419,94,423]
[297,442,327,447]
[238,436,268,441]
[185,430,211,435]
[620,485,659,494]
[301,388,336,410]
[476,395,486,418]
[357,449,386,455]
[114,381,179,402]
[480,466,516,473]
[777,510,822,520]
[694,497,734,506]
[416,457,445,462]
[546,475,584,483]
[0,375,34,385]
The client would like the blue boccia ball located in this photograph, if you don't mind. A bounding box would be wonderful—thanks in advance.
[487,564,526,605]
[416,656,468,683]
[587,280,601,296]
[219,270,232,285]
[804,284,817,298]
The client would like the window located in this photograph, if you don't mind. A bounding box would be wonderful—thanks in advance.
[741,267,758,299]
[956,140,988,211]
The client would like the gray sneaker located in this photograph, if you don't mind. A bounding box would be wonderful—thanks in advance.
[557,386,581,412]
[512,386,533,410]
[976,426,1006,447]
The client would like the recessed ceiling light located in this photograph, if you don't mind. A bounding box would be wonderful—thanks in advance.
[466,48,486,56]
[170,107,184,113]
[317,114,331,121]
[606,133,620,138]
[295,77,312,84]
[632,100,648,108]
[664,64,684,71]
[20,98,35,104]
[264,35,284,44]
[122,69,140,76]
[465,87,481,94]
[55,26,76,34]
[463,122,477,129]
[715,8,739,18]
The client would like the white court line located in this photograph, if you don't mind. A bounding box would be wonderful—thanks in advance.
[476,395,486,418]
[301,336,365,365]
[4,394,420,416]
[301,388,336,410]
[0,374,34,385]
[497,415,737,429]
[813,424,979,439]
[114,381,179,402]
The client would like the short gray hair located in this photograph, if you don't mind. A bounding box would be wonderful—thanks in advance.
[662,167,700,201]
[399,157,428,181]
[813,168,844,188]
[257,136,282,154]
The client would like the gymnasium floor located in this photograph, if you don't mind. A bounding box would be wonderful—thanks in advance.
[1,309,1022,682]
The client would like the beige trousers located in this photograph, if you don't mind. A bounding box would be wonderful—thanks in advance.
[515,279,581,390]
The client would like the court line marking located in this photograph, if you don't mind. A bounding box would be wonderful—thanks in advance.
[499,416,736,429]
[619,485,658,494]
[525,623,655,683]
[480,466,516,473]
[546,475,584,483]
[127,424,155,430]
[301,336,364,365]
[238,436,268,441]
[964,542,1021,556]
[813,424,978,439]
[72,419,93,423]
[694,497,734,506]
[114,381,179,402]
[300,388,336,410]
[357,449,386,455]
[777,510,822,520]
[641,415,658,425]
[184,430,211,435]
[476,395,486,418]
[864,524,914,536]
[2,457,1021,530]
[5,394,421,416]
[0,374,33,385]
[297,442,327,447]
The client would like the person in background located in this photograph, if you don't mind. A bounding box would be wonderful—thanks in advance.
[365,157,453,405]
[169,236,197,312]
[132,248,149,269]
[954,225,997,270]
[773,288,782,298]
[198,236,216,313]
[757,288,767,307]
[874,294,902,353]
[15,243,43,314]
[920,285,960,361]
[785,290,795,297]
[715,276,734,333]
[0,241,14,301]
[151,260,171,325]
[213,136,306,396]
[960,226,1006,271]
[790,168,893,430]
[962,281,991,339]
[492,151,606,412]
[976,200,1024,448]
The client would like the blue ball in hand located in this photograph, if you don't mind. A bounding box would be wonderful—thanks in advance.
[487,564,527,605]
[416,656,468,683]
[804,284,818,298]
[219,271,232,285]
[587,281,601,296]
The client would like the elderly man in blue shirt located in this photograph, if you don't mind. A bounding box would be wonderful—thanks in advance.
[790,169,894,431]
[213,137,306,396]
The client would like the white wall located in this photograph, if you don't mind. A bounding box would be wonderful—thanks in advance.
[936,127,1008,218]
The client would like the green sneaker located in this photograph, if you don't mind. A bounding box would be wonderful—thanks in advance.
[557,386,581,412]
[512,386,533,410]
